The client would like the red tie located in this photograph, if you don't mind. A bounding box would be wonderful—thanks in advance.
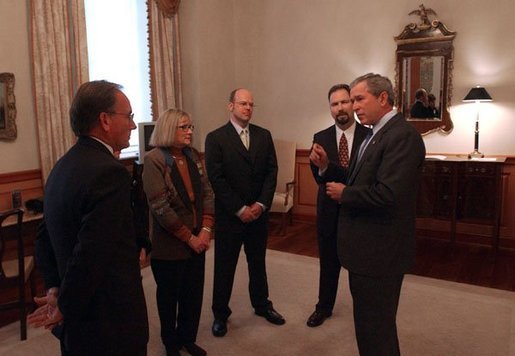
[338,133,349,167]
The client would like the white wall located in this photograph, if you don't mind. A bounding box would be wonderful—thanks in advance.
[0,0,39,173]
[1,0,514,175]
[181,0,515,155]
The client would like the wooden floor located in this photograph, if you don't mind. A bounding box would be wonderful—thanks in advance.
[2,215,515,332]
[267,215,515,291]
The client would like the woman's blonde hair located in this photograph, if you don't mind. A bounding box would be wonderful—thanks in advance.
[149,108,191,147]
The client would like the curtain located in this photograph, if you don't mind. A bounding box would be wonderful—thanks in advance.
[148,0,182,119]
[29,0,89,182]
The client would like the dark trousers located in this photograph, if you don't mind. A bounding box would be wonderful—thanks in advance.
[151,254,205,350]
[349,272,404,356]
[315,229,341,313]
[212,222,271,321]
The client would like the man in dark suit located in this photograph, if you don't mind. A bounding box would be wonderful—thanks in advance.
[307,84,370,327]
[205,88,285,337]
[409,88,432,119]
[312,73,425,355]
[28,80,149,355]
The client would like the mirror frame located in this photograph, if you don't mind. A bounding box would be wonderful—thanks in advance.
[0,72,17,141]
[394,10,456,135]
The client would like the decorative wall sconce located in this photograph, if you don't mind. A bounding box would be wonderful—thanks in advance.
[463,86,492,158]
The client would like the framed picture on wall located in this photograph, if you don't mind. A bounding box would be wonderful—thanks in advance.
[0,72,17,140]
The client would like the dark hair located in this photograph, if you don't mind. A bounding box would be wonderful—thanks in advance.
[427,93,436,102]
[327,84,350,101]
[229,88,243,103]
[415,88,427,100]
[350,73,395,106]
[69,80,123,136]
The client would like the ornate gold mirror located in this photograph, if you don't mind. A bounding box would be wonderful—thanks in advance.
[0,72,17,140]
[394,5,456,135]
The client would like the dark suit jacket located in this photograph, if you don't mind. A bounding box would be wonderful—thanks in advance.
[36,137,148,355]
[310,123,370,236]
[333,114,426,277]
[205,122,277,232]
[410,100,432,118]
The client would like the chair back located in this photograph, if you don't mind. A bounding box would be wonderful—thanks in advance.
[274,139,296,194]
[0,208,35,340]
[0,209,24,281]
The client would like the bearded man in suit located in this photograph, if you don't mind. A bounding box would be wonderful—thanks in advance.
[205,88,285,337]
[29,80,149,356]
[311,73,425,355]
[307,84,370,327]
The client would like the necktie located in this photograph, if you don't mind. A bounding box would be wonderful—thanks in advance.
[338,133,349,167]
[240,129,249,150]
[357,130,373,162]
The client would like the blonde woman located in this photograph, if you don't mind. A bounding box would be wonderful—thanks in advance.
[143,109,214,356]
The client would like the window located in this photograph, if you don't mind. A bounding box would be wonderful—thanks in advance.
[84,0,151,157]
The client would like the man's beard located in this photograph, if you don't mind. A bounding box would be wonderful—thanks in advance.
[335,113,350,126]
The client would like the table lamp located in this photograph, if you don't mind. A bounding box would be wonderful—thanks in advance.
[463,86,492,158]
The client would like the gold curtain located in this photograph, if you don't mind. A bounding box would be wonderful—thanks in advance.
[148,0,183,119]
[29,0,89,182]
[154,0,181,17]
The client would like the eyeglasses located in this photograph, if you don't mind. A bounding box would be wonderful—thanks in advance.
[106,112,135,120]
[177,124,195,132]
[234,101,256,108]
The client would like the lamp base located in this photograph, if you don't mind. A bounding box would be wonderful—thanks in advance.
[468,150,484,159]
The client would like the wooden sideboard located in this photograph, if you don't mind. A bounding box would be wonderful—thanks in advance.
[416,157,506,250]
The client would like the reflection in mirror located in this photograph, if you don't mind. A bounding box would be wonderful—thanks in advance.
[403,56,444,120]
[394,5,456,135]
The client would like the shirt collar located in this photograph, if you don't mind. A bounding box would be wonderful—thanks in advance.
[90,136,115,155]
[371,109,397,135]
[230,119,248,135]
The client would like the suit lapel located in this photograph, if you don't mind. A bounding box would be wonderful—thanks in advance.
[224,122,252,163]
[348,115,401,184]
[325,126,339,163]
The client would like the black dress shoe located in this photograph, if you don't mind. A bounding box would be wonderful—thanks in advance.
[165,346,181,356]
[255,307,286,325]
[183,342,207,356]
[212,319,227,337]
[306,310,332,327]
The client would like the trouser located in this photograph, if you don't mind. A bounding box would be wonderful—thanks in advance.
[151,254,205,349]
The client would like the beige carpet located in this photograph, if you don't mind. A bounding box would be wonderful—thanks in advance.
[1,249,515,355]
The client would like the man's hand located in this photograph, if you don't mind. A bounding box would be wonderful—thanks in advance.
[326,181,346,201]
[310,143,329,171]
[239,206,258,223]
[248,203,263,220]
[27,288,63,330]
[139,248,149,267]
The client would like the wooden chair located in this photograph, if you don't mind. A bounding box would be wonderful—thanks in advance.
[270,140,296,235]
[0,208,36,340]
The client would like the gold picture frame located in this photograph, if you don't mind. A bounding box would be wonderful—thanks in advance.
[0,72,17,140]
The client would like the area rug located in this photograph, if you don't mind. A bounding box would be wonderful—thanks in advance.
[1,249,514,355]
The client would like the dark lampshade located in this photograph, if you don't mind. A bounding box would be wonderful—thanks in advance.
[463,86,492,102]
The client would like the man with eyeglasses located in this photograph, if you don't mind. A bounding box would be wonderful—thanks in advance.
[29,80,150,355]
[205,88,285,337]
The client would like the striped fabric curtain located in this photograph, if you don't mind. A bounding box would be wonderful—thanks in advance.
[148,0,183,119]
[29,0,89,182]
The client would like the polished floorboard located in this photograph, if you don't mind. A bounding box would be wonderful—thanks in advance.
[267,215,515,292]
[2,215,514,330]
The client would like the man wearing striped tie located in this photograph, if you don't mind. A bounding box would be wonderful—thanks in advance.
[307,84,370,327]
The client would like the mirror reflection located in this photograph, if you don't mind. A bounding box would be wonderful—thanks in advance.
[394,5,456,135]
[403,56,444,120]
